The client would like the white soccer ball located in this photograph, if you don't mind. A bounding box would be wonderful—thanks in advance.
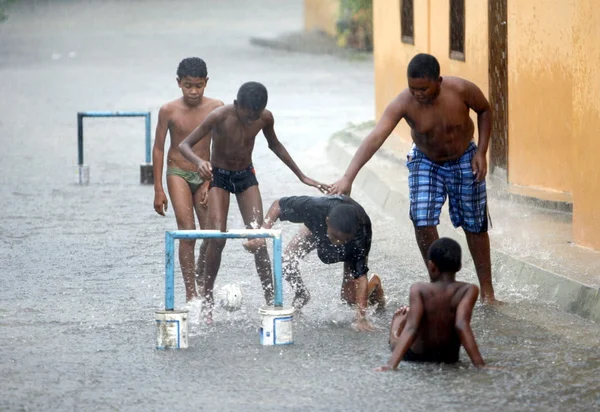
[216,284,244,311]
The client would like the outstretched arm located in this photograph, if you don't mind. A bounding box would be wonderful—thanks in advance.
[262,112,329,193]
[152,105,170,216]
[455,285,485,367]
[243,199,281,253]
[350,271,374,332]
[261,199,281,229]
[178,111,219,180]
[377,285,424,371]
[329,96,407,195]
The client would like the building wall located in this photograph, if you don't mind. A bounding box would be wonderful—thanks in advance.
[373,0,488,154]
[429,0,488,92]
[373,0,428,153]
[304,0,340,37]
[507,0,573,193]
[572,0,600,248]
[372,0,600,249]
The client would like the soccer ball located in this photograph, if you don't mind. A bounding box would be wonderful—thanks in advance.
[216,284,243,311]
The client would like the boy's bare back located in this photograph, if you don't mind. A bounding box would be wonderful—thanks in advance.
[409,280,475,354]
[379,237,486,371]
[205,104,274,170]
[160,96,223,171]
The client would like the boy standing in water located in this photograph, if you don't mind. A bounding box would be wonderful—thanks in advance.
[152,57,223,303]
[377,238,486,370]
[329,53,496,303]
[179,81,327,322]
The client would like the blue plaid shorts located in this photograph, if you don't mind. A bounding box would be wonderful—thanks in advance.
[406,142,488,233]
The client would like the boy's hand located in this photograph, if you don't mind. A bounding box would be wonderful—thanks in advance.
[198,181,210,208]
[197,160,213,181]
[374,365,394,372]
[154,191,169,216]
[471,152,487,182]
[243,238,266,254]
[300,176,330,194]
[328,176,352,195]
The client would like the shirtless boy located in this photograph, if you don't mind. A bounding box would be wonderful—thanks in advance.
[329,53,496,303]
[244,195,385,331]
[179,81,327,322]
[152,57,223,303]
[376,237,485,371]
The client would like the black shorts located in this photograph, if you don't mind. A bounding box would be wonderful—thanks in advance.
[210,164,258,194]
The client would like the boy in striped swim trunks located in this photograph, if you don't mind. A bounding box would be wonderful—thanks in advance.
[152,57,224,303]
[329,53,496,303]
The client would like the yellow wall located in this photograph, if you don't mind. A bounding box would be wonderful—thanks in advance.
[373,0,488,154]
[428,0,488,92]
[429,0,489,157]
[373,0,428,153]
[304,0,340,37]
[507,0,573,193]
[572,0,600,248]
[371,0,600,249]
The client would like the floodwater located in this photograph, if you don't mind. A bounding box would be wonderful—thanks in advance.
[0,1,599,411]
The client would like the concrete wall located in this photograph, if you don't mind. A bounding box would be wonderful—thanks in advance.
[372,0,488,155]
[572,0,600,248]
[507,0,573,193]
[373,0,426,153]
[371,0,600,249]
[304,0,340,37]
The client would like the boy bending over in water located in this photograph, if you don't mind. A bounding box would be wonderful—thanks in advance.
[179,81,327,322]
[377,237,486,371]
[244,195,385,332]
[152,57,223,303]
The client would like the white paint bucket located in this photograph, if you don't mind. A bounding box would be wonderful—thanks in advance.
[259,306,295,346]
[77,165,90,185]
[155,310,188,349]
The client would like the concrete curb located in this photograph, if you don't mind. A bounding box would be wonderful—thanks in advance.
[249,31,373,61]
[327,125,600,323]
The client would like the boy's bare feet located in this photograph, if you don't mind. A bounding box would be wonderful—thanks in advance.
[199,299,214,326]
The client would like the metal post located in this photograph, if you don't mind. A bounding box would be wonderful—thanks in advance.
[75,111,153,184]
[165,232,175,311]
[273,234,283,307]
[77,113,84,165]
[144,112,152,164]
[163,229,284,311]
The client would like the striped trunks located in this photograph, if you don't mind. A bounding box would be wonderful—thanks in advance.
[406,142,488,233]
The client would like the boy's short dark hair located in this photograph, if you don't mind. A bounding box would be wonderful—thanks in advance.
[237,82,268,112]
[407,53,440,80]
[328,204,359,235]
[177,57,208,79]
[428,237,461,273]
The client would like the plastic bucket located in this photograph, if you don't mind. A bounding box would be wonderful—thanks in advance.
[155,310,188,349]
[258,306,295,346]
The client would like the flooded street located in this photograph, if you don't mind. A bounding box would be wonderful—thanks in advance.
[0,1,599,411]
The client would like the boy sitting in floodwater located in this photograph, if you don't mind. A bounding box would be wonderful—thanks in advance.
[377,237,486,371]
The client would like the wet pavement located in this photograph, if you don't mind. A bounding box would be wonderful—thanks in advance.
[1,1,599,411]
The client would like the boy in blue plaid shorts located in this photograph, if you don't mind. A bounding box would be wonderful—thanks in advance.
[329,53,496,303]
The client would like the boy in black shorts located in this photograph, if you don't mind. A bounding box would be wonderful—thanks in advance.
[179,81,327,323]
[245,195,385,331]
